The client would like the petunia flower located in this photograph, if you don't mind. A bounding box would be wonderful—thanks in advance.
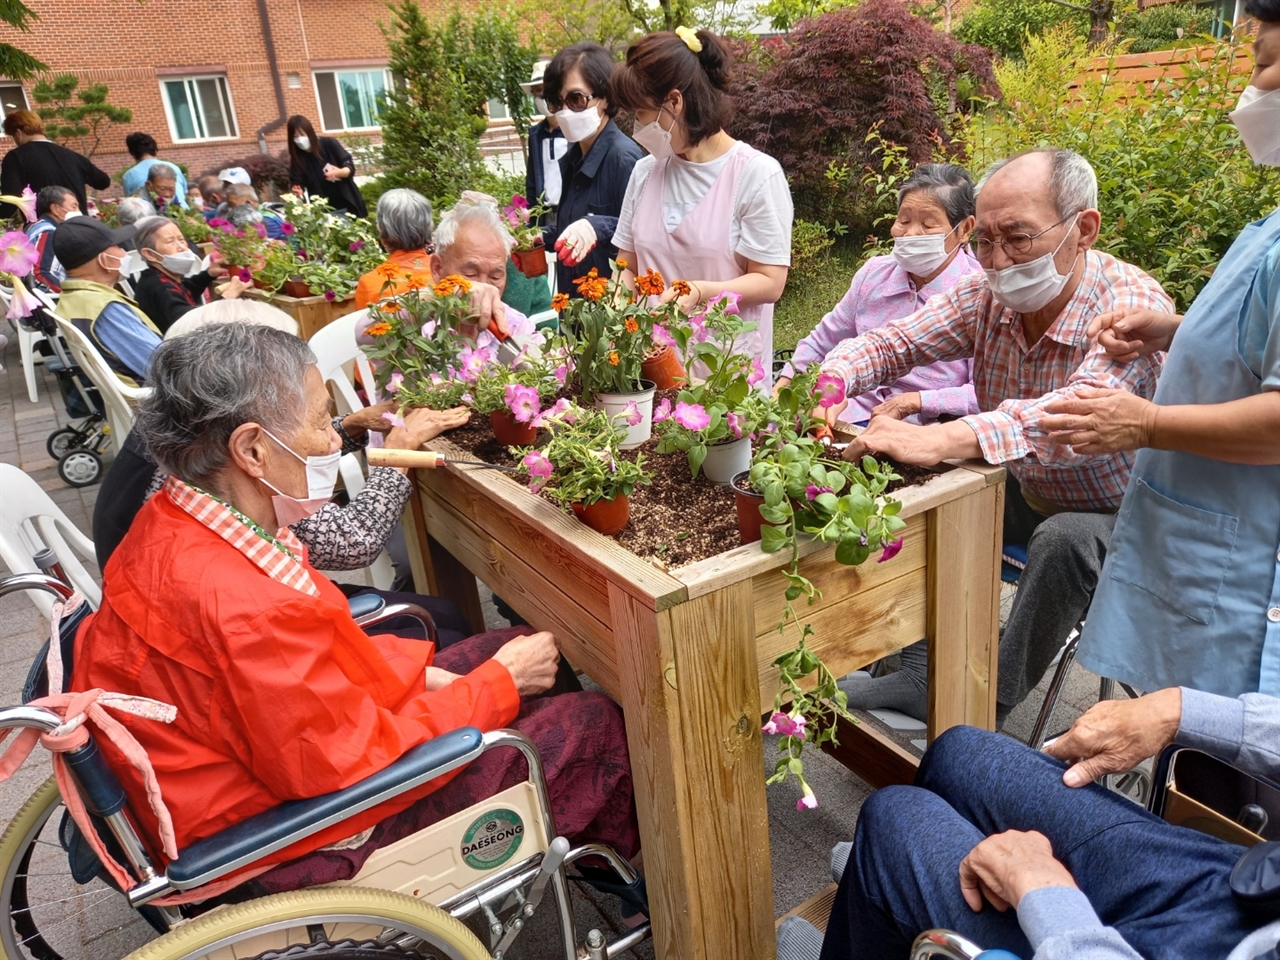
[237,267,253,283]
[324,290,336,302]
[5,275,41,320]
[533,397,572,428]
[747,357,766,387]
[504,383,540,423]
[652,397,673,422]
[765,711,796,737]
[349,240,365,252]
[553,363,568,386]
[726,411,744,439]
[421,319,438,339]
[458,344,495,381]
[688,314,708,344]
[522,450,553,493]
[651,324,675,349]
[805,483,833,501]
[381,410,406,429]
[622,400,643,426]
[386,372,404,394]
[511,194,529,209]
[796,781,818,811]
[790,713,808,740]
[280,221,296,235]
[673,401,710,431]
[815,372,845,409]
[877,537,905,563]
[13,186,37,223]
[460,392,474,405]
[0,230,39,277]
[717,290,742,315]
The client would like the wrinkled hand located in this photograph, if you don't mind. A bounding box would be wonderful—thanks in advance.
[842,417,943,466]
[1087,308,1181,362]
[207,256,228,279]
[1041,387,1158,455]
[870,392,922,421]
[1043,687,1182,788]
[554,218,597,267]
[462,282,508,337]
[959,831,1077,913]
[219,275,249,300]
[384,406,471,450]
[492,631,562,697]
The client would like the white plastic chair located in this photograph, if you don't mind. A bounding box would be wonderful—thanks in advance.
[308,310,394,590]
[0,463,101,618]
[49,313,150,456]
[0,284,49,403]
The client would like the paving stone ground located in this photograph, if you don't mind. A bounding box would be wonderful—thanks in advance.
[0,330,1106,958]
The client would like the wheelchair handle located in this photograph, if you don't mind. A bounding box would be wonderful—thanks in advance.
[0,572,75,603]
[64,734,128,817]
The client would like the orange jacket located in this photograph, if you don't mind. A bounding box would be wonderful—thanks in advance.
[354,249,433,310]
[72,491,519,872]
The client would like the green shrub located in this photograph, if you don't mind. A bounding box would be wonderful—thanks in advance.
[1116,5,1209,54]
[954,0,1087,61]
[967,27,1279,309]
[775,238,871,352]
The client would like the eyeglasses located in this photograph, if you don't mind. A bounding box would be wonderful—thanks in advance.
[967,212,1079,261]
[546,91,597,113]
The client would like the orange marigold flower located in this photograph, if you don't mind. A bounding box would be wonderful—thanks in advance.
[376,262,400,280]
[434,274,473,297]
[365,320,393,337]
[624,317,639,334]
[608,350,620,366]
[404,274,426,290]
[580,278,608,301]
[551,292,570,312]
[672,279,691,297]
[635,269,665,297]
[615,257,628,271]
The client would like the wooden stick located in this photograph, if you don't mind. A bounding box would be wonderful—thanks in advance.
[366,448,444,469]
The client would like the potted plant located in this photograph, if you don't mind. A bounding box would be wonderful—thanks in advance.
[164,201,213,245]
[278,194,383,300]
[208,219,292,294]
[512,402,651,535]
[504,194,552,278]
[627,266,688,390]
[469,337,563,445]
[651,290,768,482]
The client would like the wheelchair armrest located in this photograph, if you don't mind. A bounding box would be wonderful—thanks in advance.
[165,726,484,891]
[358,601,438,645]
[347,593,385,622]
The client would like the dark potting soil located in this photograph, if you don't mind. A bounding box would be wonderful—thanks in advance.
[436,399,939,570]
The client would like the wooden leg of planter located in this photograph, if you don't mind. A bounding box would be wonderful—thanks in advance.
[611,581,774,960]
[926,483,1004,739]
[405,484,485,634]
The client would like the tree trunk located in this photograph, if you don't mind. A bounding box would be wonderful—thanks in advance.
[1088,0,1114,47]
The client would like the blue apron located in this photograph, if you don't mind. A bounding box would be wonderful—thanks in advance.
[1078,208,1280,697]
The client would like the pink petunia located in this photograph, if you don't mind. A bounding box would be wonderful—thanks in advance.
[420,319,438,338]
[511,194,529,209]
[237,268,253,283]
[762,711,787,736]
[790,713,808,739]
[877,537,905,564]
[797,782,818,811]
[766,711,797,737]
[553,363,568,386]
[652,397,673,423]
[349,240,365,252]
[726,411,744,439]
[672,402,710,431]
[717,291,742,315]
[381,410,406,429]
[460,392,474,405]
[688,315,708,344]
[815,372,845,409]
[0,230,39,277]
[622,400,643,427]
[458,344,495,381]
[386,372,404,394]
[747,357,766,387]
[504,383,541,423]
[5,275,41,320]
[651,324,675,349]
[522,450,553,493]
[533,397,572,427]
[805,483,833,501]
[324,290,336,302]
[280,221,296,235]
[253,223,267,239]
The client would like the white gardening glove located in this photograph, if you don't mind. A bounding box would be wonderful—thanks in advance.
[554,218,597,267]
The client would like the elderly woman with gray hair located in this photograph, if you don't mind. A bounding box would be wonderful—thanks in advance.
[354,188,436,310]
[131,216,249,333]
[74,321,640,896]
[775,163,981,425]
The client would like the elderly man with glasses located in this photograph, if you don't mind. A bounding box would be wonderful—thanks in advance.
[817,147,1175,728]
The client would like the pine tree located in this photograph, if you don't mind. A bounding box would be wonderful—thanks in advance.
[0,0,47,82]
[31,74,133,158]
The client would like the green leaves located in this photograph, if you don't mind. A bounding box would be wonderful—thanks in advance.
[759,522,790,554]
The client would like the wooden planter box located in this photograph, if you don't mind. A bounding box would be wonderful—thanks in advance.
[402,442,1005,960]
[243,289,357,340]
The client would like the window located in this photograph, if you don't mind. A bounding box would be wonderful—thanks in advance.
[1197,0,1243,38]
[0,84,27,121]
[313,69,389,131]
[487,97,510,122]
[161,75,237,141]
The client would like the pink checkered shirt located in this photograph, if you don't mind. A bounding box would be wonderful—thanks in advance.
[164,476,322,597]
[821,250,1173,512]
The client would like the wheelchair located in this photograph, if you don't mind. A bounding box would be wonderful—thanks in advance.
[0,572,650,960]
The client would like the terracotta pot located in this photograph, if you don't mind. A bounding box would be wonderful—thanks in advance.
[571,495,630,536]
[283,276,313,298]
[490,409,537,446]
[512,243,548,279]
[640,344,686,390]
[731,471,772,546]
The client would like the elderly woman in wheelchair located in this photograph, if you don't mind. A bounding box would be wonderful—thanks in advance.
[0,322,644,960]
[778,687,1279,960]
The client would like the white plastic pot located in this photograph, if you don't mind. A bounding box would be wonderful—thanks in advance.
[595,380,656,450]
[701,436,752,484]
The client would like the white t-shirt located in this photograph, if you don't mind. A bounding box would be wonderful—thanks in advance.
[613,141,793,266]
[542,136,570,207]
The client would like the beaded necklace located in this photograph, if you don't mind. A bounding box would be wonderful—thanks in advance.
[191,486,297,560]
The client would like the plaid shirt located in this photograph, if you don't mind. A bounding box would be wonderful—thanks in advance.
[821,251,1173,512]
[165,476,322,597]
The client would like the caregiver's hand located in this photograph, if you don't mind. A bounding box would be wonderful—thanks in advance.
[555,219,597,267]
[1041,387,1158,455]
[1087,308,1182,362]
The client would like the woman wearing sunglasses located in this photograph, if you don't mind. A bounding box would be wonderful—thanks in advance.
[541,42,644,297]
[609,27,793,383]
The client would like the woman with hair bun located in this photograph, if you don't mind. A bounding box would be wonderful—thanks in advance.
[610,27,793,382]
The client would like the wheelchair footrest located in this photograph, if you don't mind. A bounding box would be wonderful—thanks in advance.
[571,864,649,918]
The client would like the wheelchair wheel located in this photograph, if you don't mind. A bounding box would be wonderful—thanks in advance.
[58,449,102,487]
[0,777,157,959]
[124,888,488,960]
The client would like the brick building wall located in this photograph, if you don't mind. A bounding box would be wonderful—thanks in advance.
[0,0,462,196]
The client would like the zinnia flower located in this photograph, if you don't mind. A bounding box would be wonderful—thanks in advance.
[386,372,404,393]
[672,279,691,298]
[797,781,818,811]
[0,231,39,276]
[551,292,570,312]
[877,537,905,563]
[377,262,400,280]
[607,350,620,366]
[622,400,642,426]
[651,324,675,349]
[614,256,628,270]
[815,372,845,408]
[747,357,766,387]
[634,269,665,297]
[504,383,540,423]
[652,397,673,422]
[673,402,710,431]
[726,411,744,439]
[365,320,393,337]
[5,275,41,321]
[624,317,639,334]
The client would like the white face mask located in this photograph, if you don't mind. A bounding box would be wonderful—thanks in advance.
[984,213,1081,314]
[60,209,82,221]
[293,135,312,151]
[260,428,341,528]
[533,96,549,117]
[153,248,203,278]
[632,107,674,160]
[891,223,959,277]
[556,104,602,143]
[1229,85,1280,167]
[115,250,147,278]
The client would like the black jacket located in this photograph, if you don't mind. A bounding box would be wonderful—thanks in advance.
[133,265,214,334]
[0,140,111,217]
[544,120,641,297]
[290,136,368,217]
[525,119,565,228]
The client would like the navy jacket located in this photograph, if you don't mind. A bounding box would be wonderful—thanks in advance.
[544,120,641,297]
[525,119,565,228]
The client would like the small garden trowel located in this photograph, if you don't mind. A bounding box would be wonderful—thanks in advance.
[367,449,518,473]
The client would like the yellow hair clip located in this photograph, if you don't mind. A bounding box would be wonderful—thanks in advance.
[675,25,703,53]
